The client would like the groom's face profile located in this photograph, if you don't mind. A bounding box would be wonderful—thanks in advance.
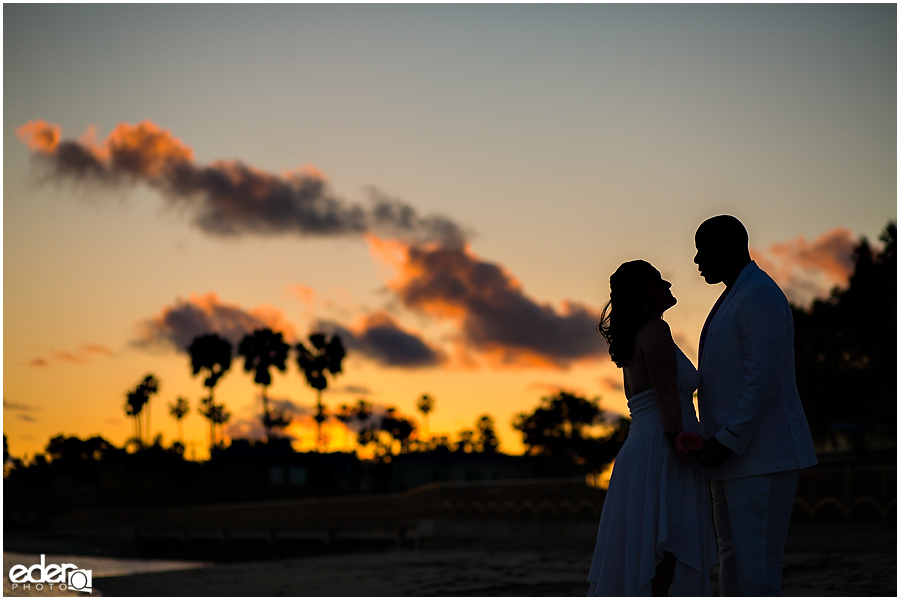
[693,234,727,284]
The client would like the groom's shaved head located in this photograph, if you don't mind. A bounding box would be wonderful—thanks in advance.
[694,215,751,286]
[695,215,749,253]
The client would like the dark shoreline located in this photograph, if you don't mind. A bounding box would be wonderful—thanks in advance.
[5,521,896,597]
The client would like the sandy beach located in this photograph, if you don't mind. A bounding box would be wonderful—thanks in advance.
[4,522,895,597]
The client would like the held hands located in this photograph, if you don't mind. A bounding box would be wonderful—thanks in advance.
[697,436,733,469]
[663,431,733,468]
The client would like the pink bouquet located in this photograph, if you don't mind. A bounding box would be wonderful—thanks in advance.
[674,431,704,456]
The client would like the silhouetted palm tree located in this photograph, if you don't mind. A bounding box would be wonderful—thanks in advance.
[314,404,329,450]
[335,403,354,450]
[188,333,233,449]
[210,402,231,446]
[198,397,232,448]
[416,394,435,440]
[124,374,159,448]
[169,396,189,443]
[238,328,289,442]
[197,397,215,450]
[296,333,345,451]
[188,334,233,388]
[125,393,143,446]
[352,399,373,454]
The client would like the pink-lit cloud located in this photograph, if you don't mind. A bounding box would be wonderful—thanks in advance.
[82,344,115,357]
[17,120,61,152]
[17,120,466,245]
[366,235,607,369]
[751,227,857,307]
[26,343,115,368]
[287,284,317,308]
[134,292,297,351]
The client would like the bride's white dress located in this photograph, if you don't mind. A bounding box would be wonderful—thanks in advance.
[587,346,717,596]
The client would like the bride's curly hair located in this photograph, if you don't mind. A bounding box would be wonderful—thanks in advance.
[598,260,657,368]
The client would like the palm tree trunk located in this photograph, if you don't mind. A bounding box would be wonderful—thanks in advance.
[207,389,215,451]
[262,385,270,442]
[146,400,151,447]
[316,389,323,452]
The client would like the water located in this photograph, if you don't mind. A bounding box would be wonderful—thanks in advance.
[3,552,210,597]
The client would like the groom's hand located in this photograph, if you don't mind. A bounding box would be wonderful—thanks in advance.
[699,437,733,469]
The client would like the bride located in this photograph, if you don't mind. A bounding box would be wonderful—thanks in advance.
[587,260,716,596]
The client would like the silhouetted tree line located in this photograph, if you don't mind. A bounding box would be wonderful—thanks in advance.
[118,324,631,469]
[792,220,896,458]
[513,391,630,469]
[4,387,628,527]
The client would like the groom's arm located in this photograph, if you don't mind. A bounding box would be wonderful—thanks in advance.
[714,282,788,456]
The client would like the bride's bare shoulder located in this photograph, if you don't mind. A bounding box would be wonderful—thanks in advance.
[637,318,672,338]
[635,318,674,348]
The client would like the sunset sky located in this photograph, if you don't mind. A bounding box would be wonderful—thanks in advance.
[4,4,896,461]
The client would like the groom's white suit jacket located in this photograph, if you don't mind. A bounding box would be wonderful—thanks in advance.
[698,261,817,481]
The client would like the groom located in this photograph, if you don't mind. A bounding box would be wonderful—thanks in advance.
[693,215,817,596]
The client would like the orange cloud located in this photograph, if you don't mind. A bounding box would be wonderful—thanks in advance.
[104,121,194,177]
[4,399,41,423]
[365,234,606,369]
[135,292,296,351]
[81,343,115,357]
[751,227,857,306]
[15,120,61,152]
[17,120,465,244]
[287,284,317,307]
[282,164,329,182]
[52,350,86,364]
[18,120,192,181]
[26,343,114,368]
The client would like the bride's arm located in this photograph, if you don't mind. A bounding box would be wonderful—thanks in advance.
[639,319,683,434]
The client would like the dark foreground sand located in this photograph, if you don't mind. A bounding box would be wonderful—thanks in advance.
[5,522,896,597]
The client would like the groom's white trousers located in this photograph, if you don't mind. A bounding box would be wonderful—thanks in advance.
[710,469,800,596]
